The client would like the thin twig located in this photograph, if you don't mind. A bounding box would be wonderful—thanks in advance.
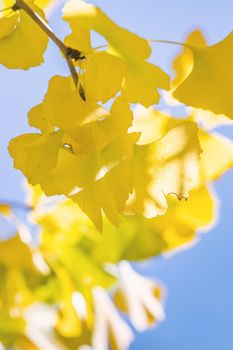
[13,0,80,88]
[67,58,78,86]
[0,6,13,13]
[149,39,191,48]
[94,44,108,50]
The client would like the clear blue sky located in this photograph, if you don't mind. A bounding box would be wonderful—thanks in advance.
[0,0,233,349]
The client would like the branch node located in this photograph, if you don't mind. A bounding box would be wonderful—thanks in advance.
[66,47,86,61]
[12,3,20,11]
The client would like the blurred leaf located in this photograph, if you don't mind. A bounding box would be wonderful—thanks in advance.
[0,203,12,216]
[0,235,36,271]
[0,309,25,346]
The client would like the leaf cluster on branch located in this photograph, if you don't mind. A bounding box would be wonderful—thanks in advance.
[0,0,233,349]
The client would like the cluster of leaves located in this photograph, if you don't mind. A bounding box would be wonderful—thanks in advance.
[0,0,233,348]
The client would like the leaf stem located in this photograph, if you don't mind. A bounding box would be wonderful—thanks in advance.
[149,39,190,48]
[13,0,80,88]
[0,6,13,13]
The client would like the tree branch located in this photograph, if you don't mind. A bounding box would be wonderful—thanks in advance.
[13,0,82,89]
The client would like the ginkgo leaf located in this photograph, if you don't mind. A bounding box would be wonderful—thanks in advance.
[58,248,115,290]
[63,0,151,59]
[48,132,139,229]
[66,95,134,154]
[130,105,180,145]
[43,75,109,130]
[190,108,233,131]
[9,96,139,229]
[79,51,126,103]
[129,121,201,218]
[28,103,54,133]
[63,0,170,106]
[131,105,233,186]
[198,129,233,184]
[0,1,48,69]
[90,186,215,263]
[35,183,215,265]
[47,97,137,230]
[173,31,233,119]
[152,186,216,253]
[122,58,170,107]
[172,29,206,89]
[172,30,233,127]
[0,10,19,39]
[8,131,62,190]
[0,235,37,271]
[34,0,55,11]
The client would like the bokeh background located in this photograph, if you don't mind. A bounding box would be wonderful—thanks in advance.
[0,0,233,349]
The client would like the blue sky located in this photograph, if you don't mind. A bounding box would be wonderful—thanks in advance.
[0,0,233,349]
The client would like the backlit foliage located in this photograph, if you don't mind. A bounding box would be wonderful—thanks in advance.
[0,0,233,348]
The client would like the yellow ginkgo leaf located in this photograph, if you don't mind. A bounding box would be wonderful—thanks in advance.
[129,121,201,218]
[172,29,206,89]
[63,0,151,60]
[153,185,216,253]
[190,108,233,131]
[43,75,109,130]
[122,58,170,107]
[0,10,19,39]
[8,133,40,170]
[63,0,170,106]
[80,51,126,103]
[0,235,37,271]
[66,95,134,154]
[8,131,62,192]
[34,0,55,12]
[172,30,233,127]
[198,129,233,184]
[131,105,233,186]
[0,1,48,69]
[130,105,179,145]
[9,97,139,229]
[90,186,215,263]
[48,132,139,230]
[28,103,54,133]
[173,31,233,119]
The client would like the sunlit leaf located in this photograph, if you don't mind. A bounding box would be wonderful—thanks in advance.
[0,1,48,69]
[79,51,126,103]
[173,31,233,119]
[172,29,206,89]
[63,0,170,106]
[129,121,201,218]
